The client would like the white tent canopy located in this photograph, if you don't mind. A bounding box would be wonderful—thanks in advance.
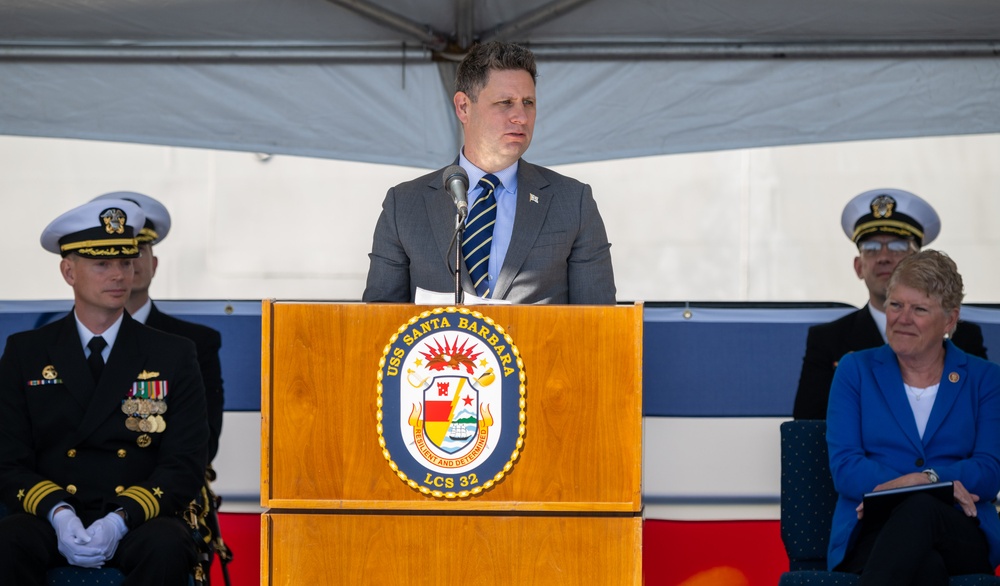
[1,0,998,167]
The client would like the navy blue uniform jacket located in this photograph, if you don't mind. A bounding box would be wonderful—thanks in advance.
[146,303,223,463]
[0,312,208,529]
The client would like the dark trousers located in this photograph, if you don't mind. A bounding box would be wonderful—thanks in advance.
[0,513,197,586]
[836,492,994,586]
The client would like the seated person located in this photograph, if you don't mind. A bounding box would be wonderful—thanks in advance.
[794,188,986,420]
[92,191,224,466]
[827,250,1000,584]
[0,199,208,586]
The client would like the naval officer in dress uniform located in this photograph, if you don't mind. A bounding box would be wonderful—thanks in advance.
[92,191,224,466]
[792,188,987,419]
[0,199,208,585]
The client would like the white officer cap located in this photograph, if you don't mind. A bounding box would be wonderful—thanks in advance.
[92,191,171,245]
[840,188,941,247]
[40,199,145,259]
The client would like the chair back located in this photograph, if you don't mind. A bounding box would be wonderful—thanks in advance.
[780,419,838,571]
[778,420,1000,586]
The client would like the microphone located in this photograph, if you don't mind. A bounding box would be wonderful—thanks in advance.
[442,165,469,221]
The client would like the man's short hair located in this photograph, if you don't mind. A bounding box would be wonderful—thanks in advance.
[455,41,537,101]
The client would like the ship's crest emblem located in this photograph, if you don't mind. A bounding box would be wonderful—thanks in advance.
[377,307,525,499]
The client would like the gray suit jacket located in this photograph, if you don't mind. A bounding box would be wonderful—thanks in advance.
[362,160,616,305]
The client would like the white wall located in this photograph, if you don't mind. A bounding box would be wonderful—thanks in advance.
[7,135,995,519]
[3,133,998,304]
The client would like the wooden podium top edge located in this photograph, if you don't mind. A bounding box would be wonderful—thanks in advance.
[262,499,642,514]
[263,300,643,308]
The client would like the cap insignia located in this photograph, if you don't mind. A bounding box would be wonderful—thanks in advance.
[100,208,128,235]
[870,195,896,219]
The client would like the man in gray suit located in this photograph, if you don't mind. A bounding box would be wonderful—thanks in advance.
[362,41,616,305]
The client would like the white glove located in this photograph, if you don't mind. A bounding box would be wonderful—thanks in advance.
[86,511,129,561]
[51,507,105,568]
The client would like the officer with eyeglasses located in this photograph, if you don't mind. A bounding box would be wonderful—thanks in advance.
[792,188,988,419]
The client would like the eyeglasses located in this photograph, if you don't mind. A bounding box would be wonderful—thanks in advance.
[858,239,915,257]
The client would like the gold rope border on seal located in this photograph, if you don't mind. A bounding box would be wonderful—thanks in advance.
[376,306,527,499]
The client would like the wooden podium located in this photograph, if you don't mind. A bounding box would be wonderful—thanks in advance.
[261,302,643,585]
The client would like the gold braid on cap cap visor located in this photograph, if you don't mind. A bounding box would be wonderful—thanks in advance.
[852,219,924,243]
[60,238,139,255]
[136,227,158,243]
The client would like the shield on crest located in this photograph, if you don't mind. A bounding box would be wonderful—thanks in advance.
[423,375,478,454]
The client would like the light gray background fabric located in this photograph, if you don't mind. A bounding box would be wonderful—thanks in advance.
[2,0,998,167]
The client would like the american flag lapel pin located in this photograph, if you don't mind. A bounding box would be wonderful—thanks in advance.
[529,194,539,203]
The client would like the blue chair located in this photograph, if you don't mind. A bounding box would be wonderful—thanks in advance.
[47,567,198,585]
[46,567,124,585]
[46,564,197,585]
[778,420,1000,586]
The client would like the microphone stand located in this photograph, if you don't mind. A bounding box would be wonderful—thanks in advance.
[452,209,467,305]
[442,166,470,306]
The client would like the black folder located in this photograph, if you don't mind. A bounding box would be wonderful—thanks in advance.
[862,481,954,525]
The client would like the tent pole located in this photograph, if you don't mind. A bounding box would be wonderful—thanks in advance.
[480,0,598,43]
[1,41,997,63]
[530,41,1000,60]
[323,0,447,50]
[455,0,474,50]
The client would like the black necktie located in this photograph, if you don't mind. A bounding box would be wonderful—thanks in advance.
[87,336,107,383]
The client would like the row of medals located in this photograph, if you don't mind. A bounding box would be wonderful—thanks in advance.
[121,398,168,433]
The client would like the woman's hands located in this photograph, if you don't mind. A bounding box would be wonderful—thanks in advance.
[854,473,979,519]
[872,472,931,492]
[952,480,980,517]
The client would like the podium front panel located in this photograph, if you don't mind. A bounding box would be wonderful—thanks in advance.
[262,302,642,512]
[262,512,642,585]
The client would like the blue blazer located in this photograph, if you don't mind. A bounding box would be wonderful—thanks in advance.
[827,341,1000,570]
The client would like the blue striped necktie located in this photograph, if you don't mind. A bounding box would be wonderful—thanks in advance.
[462,174,500,297]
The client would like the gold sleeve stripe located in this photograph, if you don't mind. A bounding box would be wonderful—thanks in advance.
[121,486,160,520]
[24,480,62,515]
